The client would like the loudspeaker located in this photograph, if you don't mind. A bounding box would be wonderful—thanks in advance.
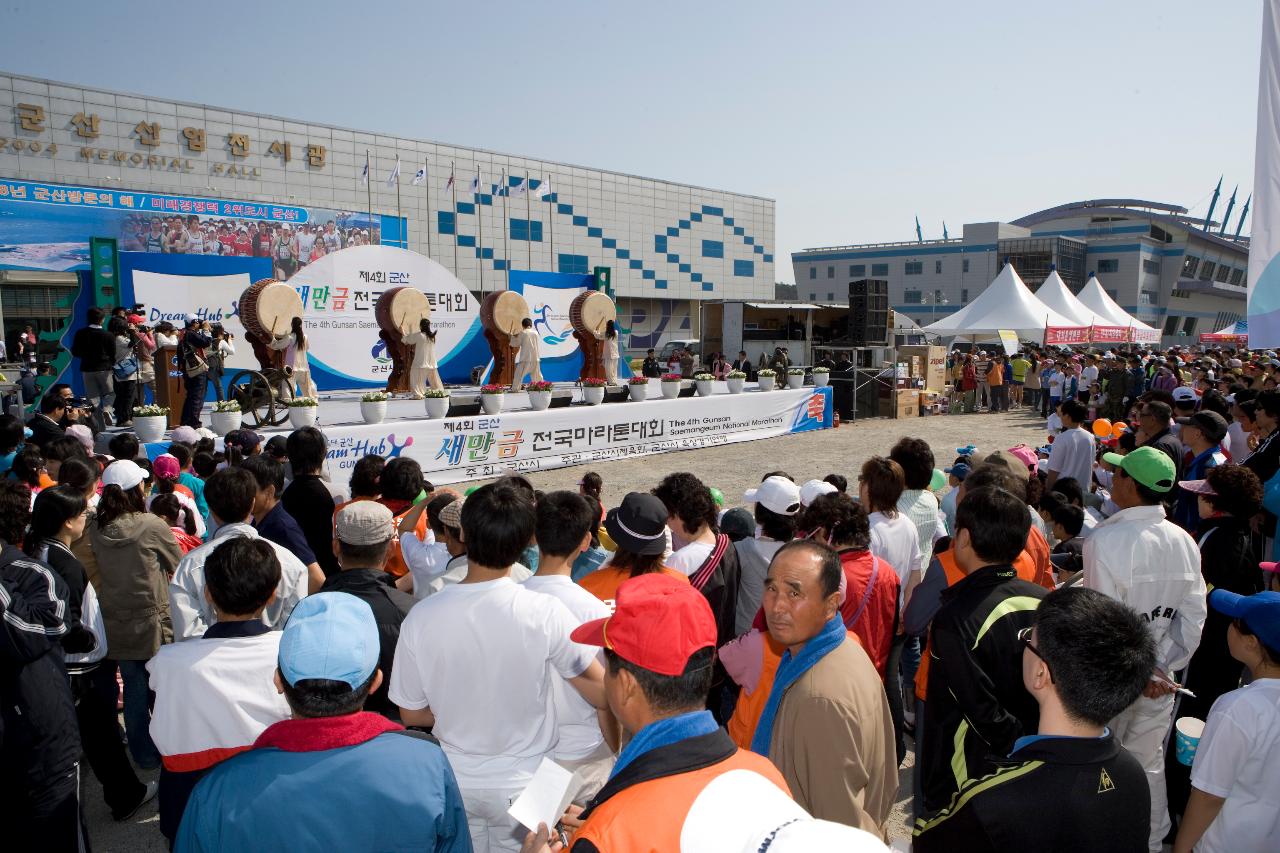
[604,387,629,403]
[849,279,889,347]
[446,398,482,418]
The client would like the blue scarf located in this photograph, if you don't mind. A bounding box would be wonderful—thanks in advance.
[610,710,717,778]
[751,615,846,756]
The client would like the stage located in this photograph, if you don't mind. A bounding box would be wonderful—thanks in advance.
[244,380,833,486]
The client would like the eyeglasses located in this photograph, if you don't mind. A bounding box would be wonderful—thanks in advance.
[1017,626,1053,681]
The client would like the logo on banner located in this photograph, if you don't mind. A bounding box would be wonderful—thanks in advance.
[533,304,573,347]
[806,393,826,421]
[370,338,392,365]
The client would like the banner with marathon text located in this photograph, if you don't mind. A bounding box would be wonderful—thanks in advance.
[317,385,833,485]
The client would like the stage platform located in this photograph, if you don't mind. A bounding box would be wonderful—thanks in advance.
[236,379,833,485]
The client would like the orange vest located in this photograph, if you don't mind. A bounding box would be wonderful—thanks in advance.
[914,529,1052,702]
[726,633,785,750]
[574,748,789,852]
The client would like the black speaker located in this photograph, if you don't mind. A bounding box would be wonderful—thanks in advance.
[849,279,889,346]
[446,398,482,418]
[603,387,629,403]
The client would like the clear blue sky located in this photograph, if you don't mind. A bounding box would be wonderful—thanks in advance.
[5,0,1264,282]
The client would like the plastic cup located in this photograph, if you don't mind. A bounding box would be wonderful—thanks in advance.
[1174,717,1205,766]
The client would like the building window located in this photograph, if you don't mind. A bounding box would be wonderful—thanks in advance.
[1215,264,1231,283]
[1097,259,1119,274]
[1199,261,1216,281]
[962,258,970,273]
[1182,255,1200,277]
[1231,268,1244,285]
[1142,258,1160,275]
[826,292,834,301]
[903,290,922,304]
[827,266,835,278]
[961,288,969,303]
[734,259,755,277]
[1182,317,1198,336]
[509,218,543,242]
[871,263,889,276]
[1139,290,1158,305]
[904,261,923,276]
[935,260,943,274]
[1163,316,1179,335]
[558,254,589,274]
[849,264,865,276]
[437,211,456,235]
[702,240,724,258]
[809,267,816,280]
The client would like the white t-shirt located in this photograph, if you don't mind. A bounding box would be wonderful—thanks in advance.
[1047,426,1096,489]
[1082,364,1099,386]
[401,529,453,601]
[868,511,921,603]
[667,540,715,577]
[1228,421,1251,462]
[522,574,611,761]
[1047,371,1065,398]
[389,576,596,789]
[1191,678,1280,853]
[1046,412,1063,433]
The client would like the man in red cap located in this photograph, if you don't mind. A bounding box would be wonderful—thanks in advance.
[524,573,790,852]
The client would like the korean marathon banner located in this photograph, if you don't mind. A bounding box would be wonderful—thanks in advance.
[319,385,833,486]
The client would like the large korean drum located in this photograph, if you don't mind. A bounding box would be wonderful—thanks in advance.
[239,279,303,340]
[569,290,616,339]
[480,291,530,387]
[375,287,432,337]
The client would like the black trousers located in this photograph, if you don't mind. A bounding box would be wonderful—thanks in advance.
[3,761,89,853]
[113,378,136,425]
[73,665,146,819]
[181,373,207,428]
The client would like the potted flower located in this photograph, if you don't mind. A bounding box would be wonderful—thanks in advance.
[581,376,607,406]
[757,368,776,391]
[424,387,450,419]
[286,396,319,428]
[360,390,389,424]
[694,372,716,397]
[210,399,242,435]
[726,369,747,394]
[812,366,831,387]
[660,372,683,399]
[480,384,506,415]
[627,375,650,402]
[786,367,806,389]
[132,404,169,443]
[527,380,554,411]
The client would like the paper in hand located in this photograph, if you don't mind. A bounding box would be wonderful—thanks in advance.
[508,757,582,833]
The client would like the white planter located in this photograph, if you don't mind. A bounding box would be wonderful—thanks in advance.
[726,377,746,394]
[210,409,242,435]
[528,390,552,411]
[628,383,648,402]
[812,372,830,387]
[583,386,606,406]
[287,406,319,428]
[661,381,681,399]
[786,373,804,389]
[360,400,387,424]
[425,396,450,419]
[696,380,714,397]
[758,375,776,391]
[133,415,166,443]
[481,393,504,415]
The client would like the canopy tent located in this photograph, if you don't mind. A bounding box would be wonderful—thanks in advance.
[1034,271,1103,326]
[1199,318,1248,344]
[922,263,1081,341]
[1077,274,1162,342]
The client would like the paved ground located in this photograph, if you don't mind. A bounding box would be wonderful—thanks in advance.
[85,406,1047,850]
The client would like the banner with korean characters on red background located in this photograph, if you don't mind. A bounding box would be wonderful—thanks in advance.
[1042,326,1091,346]
[317,385,833,486]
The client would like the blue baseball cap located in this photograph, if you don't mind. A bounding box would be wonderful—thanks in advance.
[1210,590,1280,651]
[278,593,379,689]
[944,462,971,481]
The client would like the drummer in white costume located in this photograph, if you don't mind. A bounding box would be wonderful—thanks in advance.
[604,319,620,385]
[270,316,318,398]
[403,317,444,397]
[510,317,543,391]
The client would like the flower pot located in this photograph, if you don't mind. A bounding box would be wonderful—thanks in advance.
[133,415,166,444]
[288,406,319,428]
[786,373,804,390]
[757,376,776,391]
[661,381,681,399]
[210,410,242,435]
[528,390,552,411]
[628,383,648,402]
[360,400,387,424]
[425,396,450,419]
[812,372,830,387]
[583,386,605,406]
[481,393,504,415]
[696,379,714,397]
[726,377,745,394]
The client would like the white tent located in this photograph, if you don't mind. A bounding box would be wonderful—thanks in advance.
[923,263,1081,341]
[1034,271,1104,326]
[1077,274,1162,341]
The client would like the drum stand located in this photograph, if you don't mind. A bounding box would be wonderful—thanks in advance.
[484,329,519,387]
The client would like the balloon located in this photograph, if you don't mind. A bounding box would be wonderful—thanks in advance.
[929,469,947,491]
[1092,418,1113,437]
[709,487,725,507]
[1112,422,1129,438]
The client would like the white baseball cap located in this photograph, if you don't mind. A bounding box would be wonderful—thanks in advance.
[101,459,146,492]
[743,476,801,516]
[1172,386,1198,403]
[799,479,838,507]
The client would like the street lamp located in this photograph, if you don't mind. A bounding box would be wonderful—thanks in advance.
[925,288,949,324]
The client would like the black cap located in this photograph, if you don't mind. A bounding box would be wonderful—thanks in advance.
[604,492,669,556]
[1176,411,1228,443]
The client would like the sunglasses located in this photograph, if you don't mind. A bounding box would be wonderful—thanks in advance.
[1018,626,1053,681]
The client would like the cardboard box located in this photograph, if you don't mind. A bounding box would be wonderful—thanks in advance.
[898,345,948,392]
[895,388,918,419]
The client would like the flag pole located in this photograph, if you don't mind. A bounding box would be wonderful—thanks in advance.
[547,173,554,271]
[424,158,432,260]
[450,162,457,279]
[477,169,485,300]
[525,173,532,270]
[365,149,373,238]
[502,169,510,289]
[395,157,403,248]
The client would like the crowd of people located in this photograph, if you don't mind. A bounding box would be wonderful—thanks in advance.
[2,342,1280,852]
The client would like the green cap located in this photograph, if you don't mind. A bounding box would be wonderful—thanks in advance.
[1101,446,1176,493]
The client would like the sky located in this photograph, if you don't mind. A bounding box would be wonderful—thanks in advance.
[4,1,1264,283]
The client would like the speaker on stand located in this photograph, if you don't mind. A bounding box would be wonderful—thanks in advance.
[848,279,889,347]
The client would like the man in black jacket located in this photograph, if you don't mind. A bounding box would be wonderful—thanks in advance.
[26,393,67,450]
[915,587,1153,852]
[641,348,663,378]
[320,501,414,718]
[69,306,115,431]
[918,485,1047,814]
[281,426,340,579]
[178,314,213,428]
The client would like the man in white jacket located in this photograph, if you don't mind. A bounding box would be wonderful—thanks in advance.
[1084,446,1206,853]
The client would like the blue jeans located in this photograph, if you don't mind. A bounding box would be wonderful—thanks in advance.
[116,660,161,769]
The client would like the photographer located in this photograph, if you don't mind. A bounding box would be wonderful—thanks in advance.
[108,316,141,429]
[206,324,235,403]
[177,316,213,429]
[133,318,158,405]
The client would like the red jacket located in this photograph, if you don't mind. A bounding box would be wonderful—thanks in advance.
[837,549,899,676]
